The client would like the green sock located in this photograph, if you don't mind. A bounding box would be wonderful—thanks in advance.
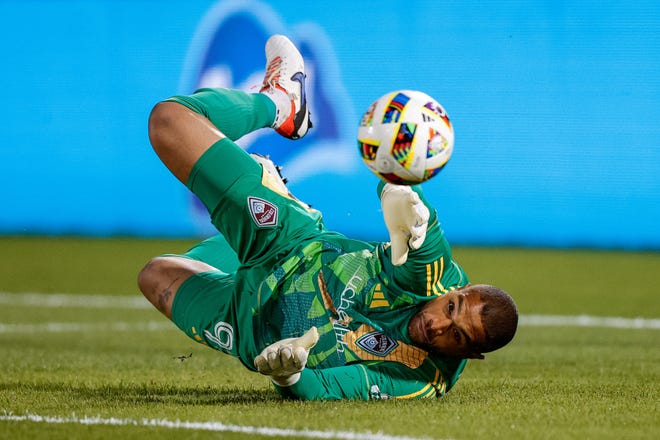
[166,88,276,141]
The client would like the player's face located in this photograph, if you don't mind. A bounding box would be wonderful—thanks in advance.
[407,288,487,359]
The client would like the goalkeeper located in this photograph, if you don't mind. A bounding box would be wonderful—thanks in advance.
[138,35,518,400]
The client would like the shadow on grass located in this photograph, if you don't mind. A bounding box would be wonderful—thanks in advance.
[1,381,282,406]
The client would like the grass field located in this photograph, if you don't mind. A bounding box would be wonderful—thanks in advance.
[0,236,658,439]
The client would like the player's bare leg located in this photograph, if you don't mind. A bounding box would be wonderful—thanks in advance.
[148,101,224,185]
[138,256,216,319]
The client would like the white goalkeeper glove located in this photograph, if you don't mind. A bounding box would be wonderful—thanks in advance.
[380,184,430,266]
[254,327,319,387]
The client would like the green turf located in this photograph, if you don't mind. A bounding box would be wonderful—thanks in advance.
[0,236,658,439]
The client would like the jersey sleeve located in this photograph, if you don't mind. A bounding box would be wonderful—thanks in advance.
[273,361,445,401]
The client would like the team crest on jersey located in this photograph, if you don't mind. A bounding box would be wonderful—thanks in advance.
[356,332,398,356]
[248,196,278,227]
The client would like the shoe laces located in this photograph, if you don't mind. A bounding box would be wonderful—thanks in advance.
[262,56,283,91]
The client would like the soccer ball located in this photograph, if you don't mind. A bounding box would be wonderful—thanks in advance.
[357,90,454,185]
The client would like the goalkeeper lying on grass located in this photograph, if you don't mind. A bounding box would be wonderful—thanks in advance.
[138,35,518,400]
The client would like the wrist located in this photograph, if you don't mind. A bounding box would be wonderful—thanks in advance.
[271,372,301,387]
[376,180,389,199]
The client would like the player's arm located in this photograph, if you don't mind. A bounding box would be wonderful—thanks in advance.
[274,361,444,401]
[378,181,465,294]
[378,182,432,266]
[254,327,443,400]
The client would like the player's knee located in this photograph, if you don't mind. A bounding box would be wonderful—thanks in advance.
[137,257,178,319]
[148,101,179,154]
[137,257,165,299]
[138,256,203,319]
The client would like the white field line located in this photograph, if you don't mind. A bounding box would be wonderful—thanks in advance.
[1,291,659,330]
[0,412,436,440]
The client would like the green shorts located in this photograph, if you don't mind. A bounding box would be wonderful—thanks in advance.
[186,137,324,266]
[169,135,326,365]
[171,270,239,356]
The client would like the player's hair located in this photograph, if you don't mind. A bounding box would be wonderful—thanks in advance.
[471,284,518,353]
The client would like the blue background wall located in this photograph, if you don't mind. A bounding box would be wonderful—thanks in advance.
[1,0,659,249]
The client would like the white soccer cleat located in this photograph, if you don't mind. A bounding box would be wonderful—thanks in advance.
[251,153,289,195]
[260,35,312,140]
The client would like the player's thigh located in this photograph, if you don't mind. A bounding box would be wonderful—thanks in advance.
[188,140,323,265]
[181,234,240,274]
[171,270,239,356]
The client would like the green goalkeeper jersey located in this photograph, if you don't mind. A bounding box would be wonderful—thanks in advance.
[172,144,470,400]
[166,88,469,400]
[257,232,468,400]
[229,186,470,400]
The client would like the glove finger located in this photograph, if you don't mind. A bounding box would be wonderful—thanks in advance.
[409,224,428,250]
[292,346,309,370]
[255,352,276,374]
[412,199,430,223]
[294,327,320,350]
[390,233,409,266]
[409,235,424,250]
[407,190,421,205]
[266,349,282,371]
[279,345,296,371]
[254,353,269,373]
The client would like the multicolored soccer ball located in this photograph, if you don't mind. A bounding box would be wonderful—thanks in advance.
[357,90,454,185]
